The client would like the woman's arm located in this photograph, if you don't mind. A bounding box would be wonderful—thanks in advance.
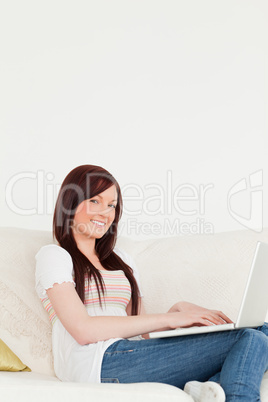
[126,296,150,339]
[47,283,230,345]
[47,283,169,344]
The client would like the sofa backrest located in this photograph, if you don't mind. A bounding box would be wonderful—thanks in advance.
[116,229,268,321]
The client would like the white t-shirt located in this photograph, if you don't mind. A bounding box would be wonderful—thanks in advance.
[35,244,143,383]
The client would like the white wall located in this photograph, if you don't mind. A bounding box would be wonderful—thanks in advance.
[1,0,267,239]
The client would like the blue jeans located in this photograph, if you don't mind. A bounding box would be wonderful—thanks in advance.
[101,324,268,402]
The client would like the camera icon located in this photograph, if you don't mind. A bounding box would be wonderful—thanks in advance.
[227,170,263,232]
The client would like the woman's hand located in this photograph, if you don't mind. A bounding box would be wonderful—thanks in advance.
[167,301,233,327]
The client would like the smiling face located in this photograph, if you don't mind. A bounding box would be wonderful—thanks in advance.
[72,185,118,243]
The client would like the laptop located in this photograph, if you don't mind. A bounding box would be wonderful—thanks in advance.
[149,241,268,339]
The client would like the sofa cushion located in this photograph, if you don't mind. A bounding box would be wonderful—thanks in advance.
[0,338,30,372]
[0,371,194,402]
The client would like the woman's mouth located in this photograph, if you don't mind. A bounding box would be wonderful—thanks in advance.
[90,220,106,227]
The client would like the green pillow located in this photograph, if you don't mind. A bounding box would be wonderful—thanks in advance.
[0,339,31,372]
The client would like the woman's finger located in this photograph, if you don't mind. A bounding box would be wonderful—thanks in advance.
[201,313,227,326]
[212,310,233,323]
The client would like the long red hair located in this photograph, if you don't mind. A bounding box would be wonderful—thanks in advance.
[53,165,139,315]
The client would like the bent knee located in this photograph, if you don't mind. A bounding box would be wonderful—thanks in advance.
[241,328,268,348]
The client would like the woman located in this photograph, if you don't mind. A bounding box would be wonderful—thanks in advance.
[35,164,268,401]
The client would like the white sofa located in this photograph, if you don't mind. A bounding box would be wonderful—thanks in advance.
[0,226,268,402]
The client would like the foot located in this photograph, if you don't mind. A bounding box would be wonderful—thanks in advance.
[184,381,225,402]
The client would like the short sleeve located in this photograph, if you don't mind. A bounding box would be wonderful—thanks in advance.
[35,244,75,298]
[114,247,143,297]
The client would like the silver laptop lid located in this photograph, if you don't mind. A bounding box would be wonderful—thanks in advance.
[236,241,268,328]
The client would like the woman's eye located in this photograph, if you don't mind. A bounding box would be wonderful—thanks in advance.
[90,199,98,204]
[109,204,116,209]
